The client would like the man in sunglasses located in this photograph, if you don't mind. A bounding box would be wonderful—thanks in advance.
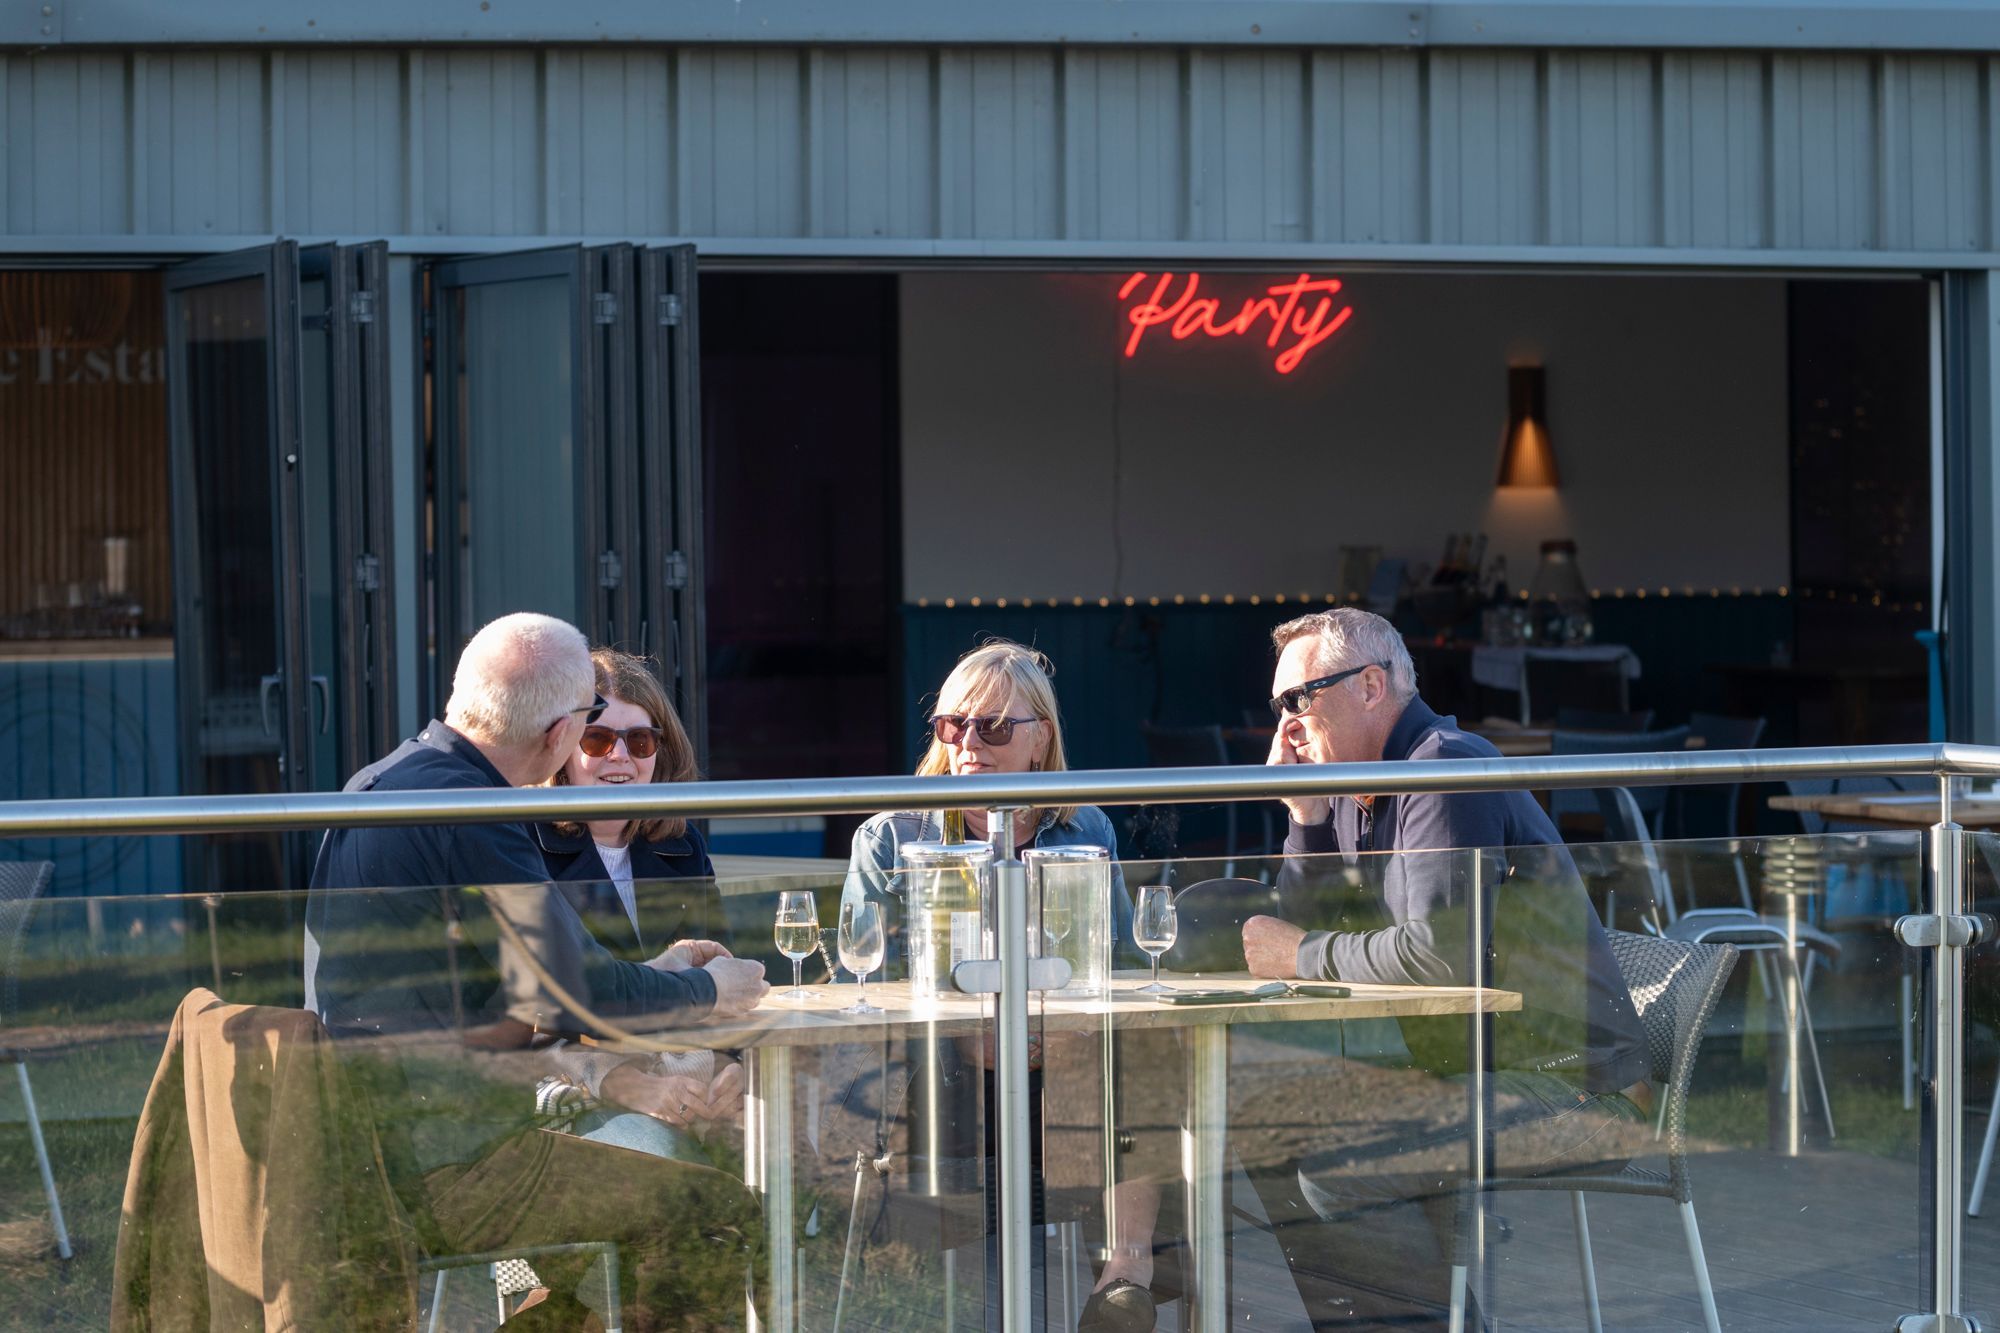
[304,611,768,1328]
[1228,607,1648,1332]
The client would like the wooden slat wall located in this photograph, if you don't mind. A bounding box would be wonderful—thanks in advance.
[0,270,172,633]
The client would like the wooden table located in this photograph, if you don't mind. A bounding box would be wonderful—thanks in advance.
[1767,792,2000,830]
[1467,719,1708,758]
[638,973,1522,1333]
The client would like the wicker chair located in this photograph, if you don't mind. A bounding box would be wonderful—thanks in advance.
[1449,931,1739,1333]
[0,862,70,1260]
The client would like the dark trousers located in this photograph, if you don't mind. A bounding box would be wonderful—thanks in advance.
[423,1126,766,1332]
[1234,1064,1646,1332]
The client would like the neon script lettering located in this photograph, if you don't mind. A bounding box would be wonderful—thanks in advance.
[1117,272,1354,375]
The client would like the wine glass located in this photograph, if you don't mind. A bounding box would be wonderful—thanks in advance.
[774,890,820,1002]
[1133,884,1178,994]
[1042,897,1074,954]
[838,900,886,1015]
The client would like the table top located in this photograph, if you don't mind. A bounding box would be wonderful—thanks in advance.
[1467,719,1708,758]
[607,972,1522,1051]
[1768,792,2000,830]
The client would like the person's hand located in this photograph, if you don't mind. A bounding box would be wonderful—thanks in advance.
[1242,915,1308,979]
[600,1058,744,1129]
[650,938,733,972]
[1266,725,1330,827]
[703,956,769,1017]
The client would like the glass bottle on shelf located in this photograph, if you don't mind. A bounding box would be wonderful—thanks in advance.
[1528,540,1593,645]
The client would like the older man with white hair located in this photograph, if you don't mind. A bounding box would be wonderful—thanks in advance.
[1225,606,1650,1332]
[305,611,767,1329]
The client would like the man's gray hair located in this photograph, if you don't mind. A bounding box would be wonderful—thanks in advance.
[445,612,594,748]
[1270,607,1419,703]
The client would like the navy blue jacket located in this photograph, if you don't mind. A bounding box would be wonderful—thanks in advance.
[1281,697,1649,1093]
[534,821,726,957]
[303,721,717,1041]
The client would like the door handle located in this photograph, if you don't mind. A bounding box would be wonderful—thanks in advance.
[310,676,331,736]
[259,674,284,737]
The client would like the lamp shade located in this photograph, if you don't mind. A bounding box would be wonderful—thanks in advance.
[1497,365,1559,488]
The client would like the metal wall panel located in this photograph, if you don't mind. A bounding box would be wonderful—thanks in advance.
[5,44,2000,263]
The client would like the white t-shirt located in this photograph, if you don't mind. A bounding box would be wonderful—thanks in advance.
[594,840,642,943]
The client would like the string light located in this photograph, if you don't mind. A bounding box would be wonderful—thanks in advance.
[920,586,1864,608]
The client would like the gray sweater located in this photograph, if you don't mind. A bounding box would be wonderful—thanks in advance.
[1282,697,1649,1094]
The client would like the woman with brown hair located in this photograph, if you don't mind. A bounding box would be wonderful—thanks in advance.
[537,647,761,1163]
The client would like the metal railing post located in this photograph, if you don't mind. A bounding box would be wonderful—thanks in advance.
[1896,774,1982,1333]
[989,806,1032,1333]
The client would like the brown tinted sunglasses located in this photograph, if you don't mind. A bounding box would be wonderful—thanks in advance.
[578,724,666,760]
[930,713,1037,746]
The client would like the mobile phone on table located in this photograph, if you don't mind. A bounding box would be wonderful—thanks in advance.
[1156,989,1253,1006]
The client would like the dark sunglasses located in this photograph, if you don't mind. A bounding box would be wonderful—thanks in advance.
[578,724,666,760]
[930,713,1038,746]
[1268,663,1385,719]
[555,693,608,728]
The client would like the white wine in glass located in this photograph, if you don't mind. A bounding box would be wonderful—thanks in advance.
[839,900,887,1015]
[774,890,820,1001]
[1133,884,1178,994]
[1042,899,1074,952]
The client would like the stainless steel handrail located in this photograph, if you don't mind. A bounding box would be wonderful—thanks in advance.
[1,741,1993,837]
[9,740,1996,1333]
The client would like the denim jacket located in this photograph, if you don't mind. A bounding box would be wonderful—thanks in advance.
[844,805,1141,971]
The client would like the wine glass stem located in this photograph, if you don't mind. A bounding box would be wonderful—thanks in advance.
[1151,954,1160,987]
[859,972,868,1006]
[793,957,803,993]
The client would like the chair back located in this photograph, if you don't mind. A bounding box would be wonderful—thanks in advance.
[1555,707,1655,732]
[1160,877,1282,973]
[0,862,54,1030]
[1139,725,1237,862]
[1590,788,1681,923]
[1525,656,1629,721]
[1676,713,1767,838]
[1550,727,1691,832]
[1139,723,1229,768]
[1604,930,1738,1201]
[1220,729,1282,859]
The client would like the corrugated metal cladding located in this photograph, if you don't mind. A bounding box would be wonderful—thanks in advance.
[3,45,1997,257]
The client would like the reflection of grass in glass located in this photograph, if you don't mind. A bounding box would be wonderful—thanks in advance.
[0,1046,542,1328]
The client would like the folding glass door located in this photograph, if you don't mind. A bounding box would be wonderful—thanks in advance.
[427,244,706,757]
[165,241,395,890]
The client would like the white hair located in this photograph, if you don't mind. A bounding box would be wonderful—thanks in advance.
[1270,608,1419,703]
[445,612,594,748]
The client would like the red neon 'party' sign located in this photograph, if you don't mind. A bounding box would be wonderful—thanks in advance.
[1117,272,1354,375]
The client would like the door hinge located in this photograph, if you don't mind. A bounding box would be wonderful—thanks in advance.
[663,550,690,590]
[658,293,683,327]
[348,290,376,324]
[353,553,382,593]
[598,550,624,590]
[592,292,620,325]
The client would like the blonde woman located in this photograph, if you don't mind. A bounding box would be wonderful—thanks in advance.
[842,640,1163,1331]
[843,638,1134,956]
